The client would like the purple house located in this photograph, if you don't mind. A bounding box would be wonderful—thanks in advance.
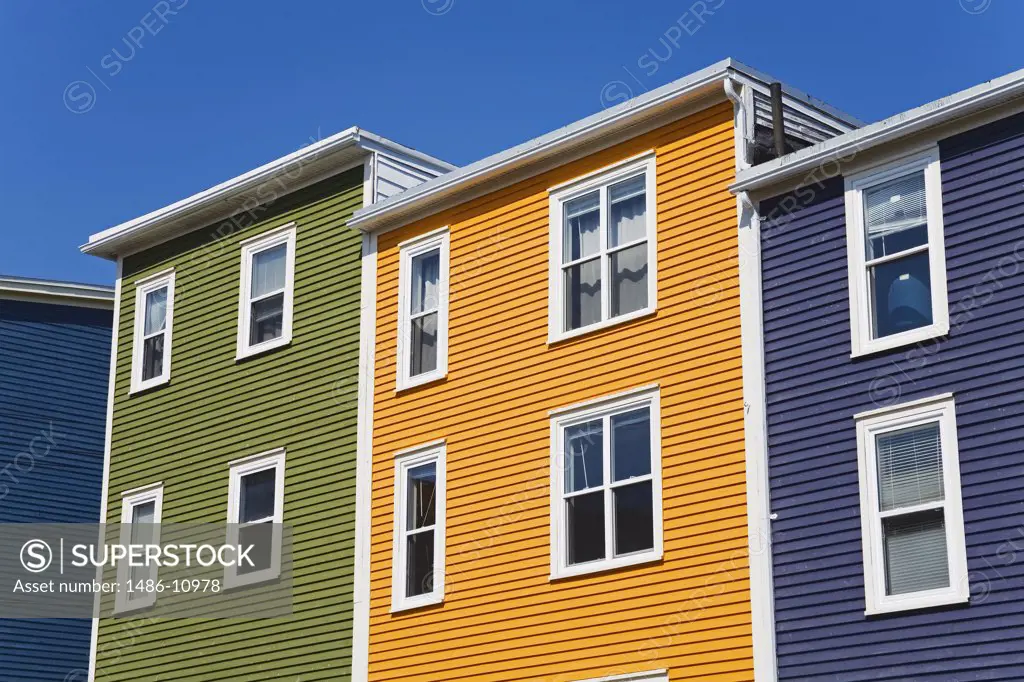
[732,69,1024,681]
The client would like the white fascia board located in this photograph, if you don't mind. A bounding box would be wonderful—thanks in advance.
[731,67,1024,194]
[0,276,115,308]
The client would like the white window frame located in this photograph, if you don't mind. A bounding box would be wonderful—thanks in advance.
[391,440,446,612]
[130,269,175,393]
[549,384,663,580]
[395,227,450,391]
[548,152,658,344]
[225,448,286,589]
[236,223,297,360]
[854,393,968,616]
[114,483,164,613]
[844,147,949,357]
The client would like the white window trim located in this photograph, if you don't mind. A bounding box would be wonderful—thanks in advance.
[854,393,968,616]
[236,223,297,360]
[844,147,949,357]
[114,483,164,614]
[547,152,658,344]
[225,448,286,589]
[549,384,663,580]
[574,671,668,682]
[129,269,175,394]
[395,227,450,391]
[391,440,447,612]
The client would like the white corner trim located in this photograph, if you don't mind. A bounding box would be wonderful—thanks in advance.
[844,147,949,358]
[88,256,121,682]
[351,230,378,682]
[235,222,297,360]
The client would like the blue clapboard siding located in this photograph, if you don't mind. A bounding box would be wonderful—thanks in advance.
[760,111,1024,682]
[0,298,112,681]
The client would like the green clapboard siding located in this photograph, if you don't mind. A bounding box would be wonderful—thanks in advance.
[95,166,365,681]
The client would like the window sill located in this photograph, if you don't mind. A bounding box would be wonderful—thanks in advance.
[550,549,661,581]
[391,591,444,613]
[865,590,968,617]
[396,370,447,393]
[236,335,291,362]
[129,375,170,396]
[851,322,949,359]
[548,306,657,345]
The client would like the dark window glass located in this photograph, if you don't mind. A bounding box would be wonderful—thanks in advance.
[611,408,651,481]
[406,530,435,597]
[564,420,603,493]
[410,312,438,376]
[614,481,654,555]
[141,335,164,381]
[240,469,276,523]
[567,490,605,565]
[610,243,648,318]
[250,293,285,345]
[869,250,932,338]
[564,259,601,331]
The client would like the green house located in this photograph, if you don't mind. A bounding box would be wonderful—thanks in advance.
[81,128,452,680]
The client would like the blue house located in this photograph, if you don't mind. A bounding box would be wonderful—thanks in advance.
[0,277,113,681]
[732,69,1024,681]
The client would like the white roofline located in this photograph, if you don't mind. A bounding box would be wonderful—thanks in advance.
[0,276,114,308]
[82,127,454,259]
[731,67,1024,193]
[349,58,861,233]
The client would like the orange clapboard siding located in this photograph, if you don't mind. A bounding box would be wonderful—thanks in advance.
[368,100,751,681]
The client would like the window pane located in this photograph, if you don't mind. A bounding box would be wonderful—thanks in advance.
[869,250,932,338]
[864,171,928,260]
[614,480,654,556]
[131,501,155,526]
[877,422,943,511]
[406,463,436,530]
[410,250,440,315]
[883,509,949,595]
[610,243,648,318]
[251,244,287,298]
[563,258,601,331]
[238,521,274,574]
[611,408,651,481]
[563,192,600,262]
[240,468,276,523]
[141,335,164,381]
[250,293,284,345]
[567,490,604,565]
[609,175,646,247]
[564,420,603,493]
[406,529,435,597]
[143,288,167,336]
[410,311,438,377]
[129,502,157,588]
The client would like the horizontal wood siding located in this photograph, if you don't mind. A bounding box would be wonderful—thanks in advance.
[760,111,1024,681]
[368,103,753,681]
[95,167,365,680]
[0,299,112,680]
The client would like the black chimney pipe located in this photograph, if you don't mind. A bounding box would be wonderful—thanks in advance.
[770,82,786,158]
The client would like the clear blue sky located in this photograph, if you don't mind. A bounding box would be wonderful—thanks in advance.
[0,0,1018,285]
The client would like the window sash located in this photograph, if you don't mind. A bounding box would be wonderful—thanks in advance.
[237,225,296,359]
[396,229,450,390]
[392,443,446,611]
[131,271,175,392]
[225,450,285,588]
[115,485,163,613]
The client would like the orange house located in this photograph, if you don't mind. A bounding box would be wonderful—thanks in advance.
[348,60,859,682]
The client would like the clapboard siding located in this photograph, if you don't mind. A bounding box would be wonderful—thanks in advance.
[368,103,754,681]
[0,298,111,681]
[760,111,1024,682]
[94,167,365,681]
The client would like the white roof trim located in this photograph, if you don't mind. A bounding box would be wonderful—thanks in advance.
[82,128,453,260]
[731,67,1024,193]
[0,276,114,308]
[349,58,861,233]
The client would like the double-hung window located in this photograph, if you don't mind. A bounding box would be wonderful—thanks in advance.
[549,153,657,342]
[226,449,285,588]
[115,484,163,613]
[550,386,662,579]
[845,148,949,356]
[855,394,968,615]
[130,269,175,393]
[396,228,450,390]
[237,224,296,359]
[392,441,446,611]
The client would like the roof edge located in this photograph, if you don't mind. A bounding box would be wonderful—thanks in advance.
[0,276,115,308]
[731,67,1024,193]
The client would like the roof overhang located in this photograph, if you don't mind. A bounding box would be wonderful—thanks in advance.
[730,67,1024,195]
[348,58,863,234]
[0,277,115,309]
[82,128,454,261]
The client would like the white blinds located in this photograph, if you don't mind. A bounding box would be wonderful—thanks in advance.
[883,510,949,595]
[251,244,287,298]
[864,171,927,238]
[876,422,944,511]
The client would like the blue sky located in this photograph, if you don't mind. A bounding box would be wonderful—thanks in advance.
[0,0,1018,285]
